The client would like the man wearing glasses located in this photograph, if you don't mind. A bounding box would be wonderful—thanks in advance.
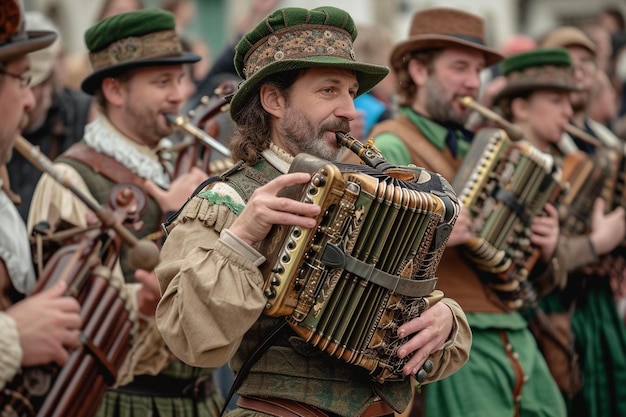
[0,0,82,390]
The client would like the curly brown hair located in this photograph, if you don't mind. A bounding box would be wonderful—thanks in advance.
[230,69,303,165]
[393,49,440,107]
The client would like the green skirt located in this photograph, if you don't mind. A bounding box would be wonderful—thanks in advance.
[543,281,626,417]
[95,359,222,417]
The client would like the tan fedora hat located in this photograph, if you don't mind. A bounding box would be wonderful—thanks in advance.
[390,7,502,69]
[540,26,597,56]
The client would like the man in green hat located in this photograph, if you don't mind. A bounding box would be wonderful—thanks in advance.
[27,7,223,417]
[0,0,82,393]
[156,6,471,417]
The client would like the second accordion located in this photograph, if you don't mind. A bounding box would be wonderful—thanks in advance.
[452,128,562,309]
[257,147,459,383]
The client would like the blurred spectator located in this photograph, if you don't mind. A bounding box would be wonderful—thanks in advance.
[583,24,613,74]
[160,0,212,86]
[185,0,281,112]
[63,0,145,91]
[351,23,397,141]
[161,0,194,34]
[6,11,94,222]
[598,7,625,35]
[588,70,619,126]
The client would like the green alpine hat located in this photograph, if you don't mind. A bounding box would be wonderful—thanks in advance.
[0,0,56,63]
[229,6,390,120]
[494,48,580,104]
[81,8,200,95]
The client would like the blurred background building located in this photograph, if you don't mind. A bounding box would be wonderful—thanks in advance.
[24,0,626,56]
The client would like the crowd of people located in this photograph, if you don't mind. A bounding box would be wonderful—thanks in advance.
[2,0,626,416]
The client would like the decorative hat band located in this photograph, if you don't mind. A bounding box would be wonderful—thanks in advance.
[89,29,182,71]
[506,65,575,89]
[243,24,355,79]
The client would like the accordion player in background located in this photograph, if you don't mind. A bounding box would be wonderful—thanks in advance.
[537,27,626,417]
[156,6,472,417]
[343,8,572,417]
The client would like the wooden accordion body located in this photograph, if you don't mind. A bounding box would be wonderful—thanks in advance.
[451,128,562,309]
[257,152,459,383]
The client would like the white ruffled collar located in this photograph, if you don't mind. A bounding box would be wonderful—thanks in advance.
[83,116,170,188]
[261,143,294,174]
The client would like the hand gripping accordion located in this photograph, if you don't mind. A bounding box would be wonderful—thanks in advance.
[256,132,459,383]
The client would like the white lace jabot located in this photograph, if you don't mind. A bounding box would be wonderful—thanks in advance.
[83,116,171,188]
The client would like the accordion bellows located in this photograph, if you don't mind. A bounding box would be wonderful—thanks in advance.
[257,150,459,383]
[452,128,562,310]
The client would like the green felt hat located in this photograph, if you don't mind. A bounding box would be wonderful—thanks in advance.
[0,0,56,63]
[81,8,200,95]
[494,48,580,104]
[229,6,390,119]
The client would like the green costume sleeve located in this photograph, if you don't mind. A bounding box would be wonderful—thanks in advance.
[373,133,413,166]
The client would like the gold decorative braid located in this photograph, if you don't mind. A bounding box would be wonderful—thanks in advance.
[89,29,182,70]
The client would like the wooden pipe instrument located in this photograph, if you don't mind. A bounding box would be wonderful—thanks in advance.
[1,137,159,417]
[458,95,525,141]
[13,135,159,271]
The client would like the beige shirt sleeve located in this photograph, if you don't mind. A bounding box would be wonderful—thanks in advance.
[156,195,268,368]
[28,163,93,232]
[424,297,472,383]
[0,312,22,390]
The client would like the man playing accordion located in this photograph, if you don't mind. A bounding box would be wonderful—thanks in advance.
[156,6,471,417]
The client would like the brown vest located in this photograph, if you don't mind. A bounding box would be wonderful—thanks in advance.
[370,115,505,313]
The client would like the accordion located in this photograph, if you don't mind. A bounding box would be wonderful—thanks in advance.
[257,135,459,383]
[451,128,562,309]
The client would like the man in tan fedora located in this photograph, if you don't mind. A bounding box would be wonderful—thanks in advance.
[348,7,568,417]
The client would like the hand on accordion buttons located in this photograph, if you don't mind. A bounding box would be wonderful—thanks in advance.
[228,172,321,246]
[395,302,453,376]
[7,280,82,367]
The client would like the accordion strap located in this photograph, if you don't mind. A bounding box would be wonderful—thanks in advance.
[321,243,438,297]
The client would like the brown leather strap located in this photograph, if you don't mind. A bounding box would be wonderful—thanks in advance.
[499,330,525,417]
[61,143,147,188]
[237,396,393,417]
[237,396,329,417]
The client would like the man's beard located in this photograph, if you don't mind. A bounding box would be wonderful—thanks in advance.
[280,108,350,161]
[423,76,467,126]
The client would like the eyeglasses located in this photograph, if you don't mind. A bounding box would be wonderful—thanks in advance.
[0,69,32,88]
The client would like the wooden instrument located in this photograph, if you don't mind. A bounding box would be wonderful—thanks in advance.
[0,136,159,417]
[256,132,458,383]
